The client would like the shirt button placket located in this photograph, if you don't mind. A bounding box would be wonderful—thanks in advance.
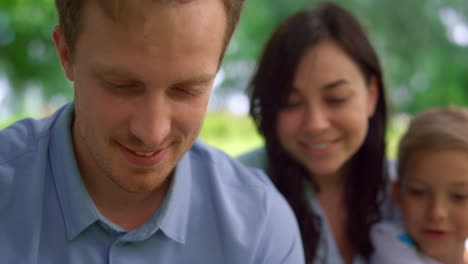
[109,240,129,264]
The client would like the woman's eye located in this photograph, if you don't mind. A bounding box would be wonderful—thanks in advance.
[326,97,347,104]
[282,101,303,109]
[280,95,304,109]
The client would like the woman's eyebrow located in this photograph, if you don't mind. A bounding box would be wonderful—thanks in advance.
[322,79,349,90]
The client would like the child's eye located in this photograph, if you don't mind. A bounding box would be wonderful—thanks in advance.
[406,187,426,197]
[451,193,468,202]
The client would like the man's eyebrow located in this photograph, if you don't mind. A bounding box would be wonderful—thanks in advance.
[92,65,140,79]
[174,73,216,86]
[322,79,349,90]
[92,64,216,87]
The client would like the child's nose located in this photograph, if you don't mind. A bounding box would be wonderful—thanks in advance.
[427,198,448,222]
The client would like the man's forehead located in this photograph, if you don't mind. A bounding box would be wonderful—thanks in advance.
[94,0,198,22]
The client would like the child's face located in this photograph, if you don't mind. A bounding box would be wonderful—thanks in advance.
[397,149,468,261]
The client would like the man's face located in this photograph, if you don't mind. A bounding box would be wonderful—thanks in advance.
[54,0,226,194]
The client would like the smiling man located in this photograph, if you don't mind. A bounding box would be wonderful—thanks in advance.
[0,0,304,263]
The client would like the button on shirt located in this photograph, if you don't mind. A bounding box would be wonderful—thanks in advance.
[0,103,304,264]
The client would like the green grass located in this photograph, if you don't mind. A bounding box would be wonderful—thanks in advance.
[200,112,264,156]
[0,114,30,130]
[0,120,10,129]
[386,114,409,160]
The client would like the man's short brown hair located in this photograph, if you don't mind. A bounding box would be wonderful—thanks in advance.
[55,0,244,57]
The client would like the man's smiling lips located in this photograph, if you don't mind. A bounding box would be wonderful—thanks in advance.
[120,145,167,167]
[134,151,156,157]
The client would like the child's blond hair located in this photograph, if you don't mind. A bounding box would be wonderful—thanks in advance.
[397,106,468,181]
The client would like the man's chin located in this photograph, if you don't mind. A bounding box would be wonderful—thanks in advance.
[112,166,175,193]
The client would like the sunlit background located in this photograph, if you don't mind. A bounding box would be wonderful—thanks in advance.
[1,0,468,157]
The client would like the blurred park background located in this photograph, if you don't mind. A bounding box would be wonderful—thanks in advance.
[1,0,467,158]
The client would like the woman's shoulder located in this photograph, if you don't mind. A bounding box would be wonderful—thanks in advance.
[236,147,268,171]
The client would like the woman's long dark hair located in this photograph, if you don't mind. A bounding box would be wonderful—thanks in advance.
[248,2,388,262]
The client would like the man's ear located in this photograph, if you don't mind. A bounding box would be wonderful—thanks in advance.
[392,181,401,207]
[53,25,74,81]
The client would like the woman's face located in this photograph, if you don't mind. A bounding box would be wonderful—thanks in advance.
[276,39,378,183]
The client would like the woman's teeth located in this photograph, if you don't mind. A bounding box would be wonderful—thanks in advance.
[307,143,329,149]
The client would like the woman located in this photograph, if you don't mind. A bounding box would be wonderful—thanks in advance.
[239,2,395,263]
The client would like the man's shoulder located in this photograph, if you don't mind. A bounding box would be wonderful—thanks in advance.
[0,104,71,166]
[0,114,59,212]
[189,140,272,191]
[187,140,300,236]
[0,116,55,165]
[236,147,268,171]
[187,140,282,220]
[185,140,304,263]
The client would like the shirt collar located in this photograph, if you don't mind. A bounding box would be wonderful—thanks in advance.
[49,103,100,240]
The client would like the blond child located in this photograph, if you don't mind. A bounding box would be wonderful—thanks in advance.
[371,107,468,264]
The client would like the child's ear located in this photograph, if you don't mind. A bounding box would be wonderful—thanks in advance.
[392,181,401,207]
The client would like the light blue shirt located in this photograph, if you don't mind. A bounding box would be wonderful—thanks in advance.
[0,103,304,264]
[238,148,400,264]
[304,184,366,264]
[370,222,440,264]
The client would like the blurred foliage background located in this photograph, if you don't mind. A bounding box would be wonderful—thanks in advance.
[1,0,467,157]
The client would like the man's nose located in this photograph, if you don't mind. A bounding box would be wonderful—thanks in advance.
[129,93,171,148]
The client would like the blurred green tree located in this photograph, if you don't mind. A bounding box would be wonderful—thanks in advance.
[0,0,467,114]
[0,0,71,102]
[227,0,468,115]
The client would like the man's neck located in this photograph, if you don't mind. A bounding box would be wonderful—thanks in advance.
[85,175,172,231]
